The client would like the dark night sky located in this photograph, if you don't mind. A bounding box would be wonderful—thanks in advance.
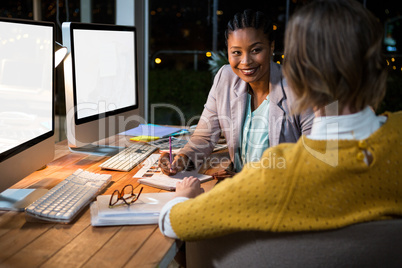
[148,0,402,55]
[1,0,401,67]
[1,0,400,54]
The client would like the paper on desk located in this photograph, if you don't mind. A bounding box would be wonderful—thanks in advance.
[119,124,183,138]
[133,154,213,191]
[0,188,48,211]
[90,192,175,226]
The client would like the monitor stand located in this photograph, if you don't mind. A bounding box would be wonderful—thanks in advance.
[68,144,125,157]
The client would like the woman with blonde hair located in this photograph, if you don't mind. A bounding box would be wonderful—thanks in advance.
[159,0,402,241]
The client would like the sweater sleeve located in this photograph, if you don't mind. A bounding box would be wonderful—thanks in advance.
[159,197,189,239]
[169,145,293,241]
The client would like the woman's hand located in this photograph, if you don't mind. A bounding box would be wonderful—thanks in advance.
[174,176,204,198]
[158,153,190,176]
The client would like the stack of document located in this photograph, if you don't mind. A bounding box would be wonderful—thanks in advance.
[90,192,175,226]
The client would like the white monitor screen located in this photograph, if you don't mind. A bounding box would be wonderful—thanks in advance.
[0,20,54,158]
[71,27,137,123]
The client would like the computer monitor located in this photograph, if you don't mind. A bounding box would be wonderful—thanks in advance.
[0,18,55,193]
[62,22,143,156]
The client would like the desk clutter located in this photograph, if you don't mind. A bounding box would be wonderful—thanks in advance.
[92,155,213,227]
[21,143,213,225]
[18,124,223,225]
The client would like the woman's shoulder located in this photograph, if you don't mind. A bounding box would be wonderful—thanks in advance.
[213,64,246,93]
[379,111,402,134]
[386,110,402,120]
[216,64,239,80]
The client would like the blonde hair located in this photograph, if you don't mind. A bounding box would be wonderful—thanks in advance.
[283,0,387,114]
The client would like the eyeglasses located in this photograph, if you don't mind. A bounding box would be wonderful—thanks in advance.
[109,185,143,208]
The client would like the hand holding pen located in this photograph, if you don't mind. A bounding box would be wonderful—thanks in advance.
[158,152,190,176]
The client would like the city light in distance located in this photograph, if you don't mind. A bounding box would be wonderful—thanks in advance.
[206,51,212,57]
[155,58,162,64]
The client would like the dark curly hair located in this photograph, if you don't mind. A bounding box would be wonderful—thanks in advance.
[224,9,275,46]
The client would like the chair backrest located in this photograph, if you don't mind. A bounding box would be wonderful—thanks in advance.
[186,219,402,268]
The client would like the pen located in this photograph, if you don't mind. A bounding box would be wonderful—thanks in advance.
[169,136,173,172]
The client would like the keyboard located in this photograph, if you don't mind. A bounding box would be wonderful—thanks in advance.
[99,143,158,172]
[149,137,228,152]
[25,169,112,223]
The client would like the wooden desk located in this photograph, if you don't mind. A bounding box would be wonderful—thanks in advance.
[0,135,228,267]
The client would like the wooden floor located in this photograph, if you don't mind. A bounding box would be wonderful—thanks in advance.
[0,135,227,267]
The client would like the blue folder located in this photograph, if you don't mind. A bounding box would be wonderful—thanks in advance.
[121,124,187,138]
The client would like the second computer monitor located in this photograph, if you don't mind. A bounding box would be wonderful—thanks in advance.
[0,18,55,192]
[62,22,143,155]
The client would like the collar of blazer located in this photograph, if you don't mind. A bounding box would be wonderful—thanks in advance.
[269,61,286,109]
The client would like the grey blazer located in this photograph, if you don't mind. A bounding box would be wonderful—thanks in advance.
[180,63,314,168]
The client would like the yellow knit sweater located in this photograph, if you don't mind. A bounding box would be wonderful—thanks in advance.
[170,112,402,241]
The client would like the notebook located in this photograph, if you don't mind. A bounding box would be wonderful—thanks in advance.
[133,154,213,191]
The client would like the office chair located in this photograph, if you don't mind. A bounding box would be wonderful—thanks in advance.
[186,219,402,268]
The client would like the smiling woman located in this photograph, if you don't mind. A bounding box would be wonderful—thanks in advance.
[227,27,274,109]
[158,9,314,178]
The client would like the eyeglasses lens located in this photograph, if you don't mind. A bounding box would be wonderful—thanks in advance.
[110,190,120,206]
[122,184,135,203]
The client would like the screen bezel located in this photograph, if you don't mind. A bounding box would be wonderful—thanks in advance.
[0,17,55,164]
[67,22,139,125]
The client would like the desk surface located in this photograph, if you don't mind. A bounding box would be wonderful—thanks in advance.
[0,135,229,267]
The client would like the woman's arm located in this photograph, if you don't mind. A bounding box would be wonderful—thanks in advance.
[179,66,227,168]
[299,108,315,136]
[159,197,189,238]
[158,177,204,238]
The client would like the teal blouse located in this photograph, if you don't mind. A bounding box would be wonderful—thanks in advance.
[235,93,270,171]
